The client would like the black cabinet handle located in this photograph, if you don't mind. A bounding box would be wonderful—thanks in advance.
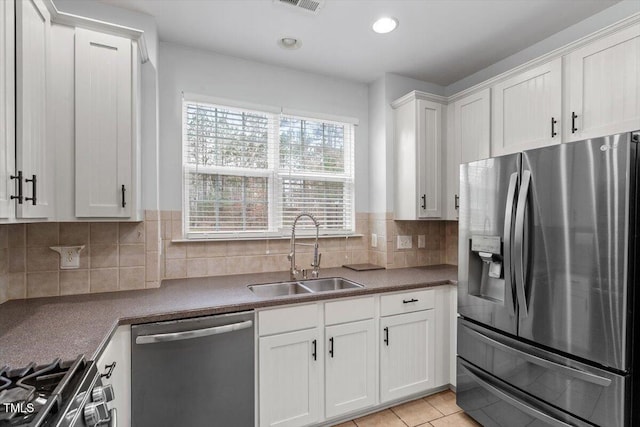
[384,327,389,346]
[420,194,426,210]
[551,117,557,138]
[121,185,126,208]
[329,337,334,358]
[403,298,419,304]
[10,171,23,204]
[312,339,317,361]
[454,194,459,210]
[571,112,578,134]
[24,175,36,205]
[101,362,116,379]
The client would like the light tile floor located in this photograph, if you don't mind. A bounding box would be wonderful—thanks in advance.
[333,390,481,427]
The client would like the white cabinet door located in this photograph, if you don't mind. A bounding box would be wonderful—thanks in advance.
[445,88,491,219]
[325,319,376,419]
[417,99,442,218]
[97,325,131,427]
[380,310,435,403]
[565,24,640,142]
[75,28,133,217]
[0,0,15,219]
[492,58,562,156]
[259,328,321,427]
[16,0,53,218]
[394,95,442,220]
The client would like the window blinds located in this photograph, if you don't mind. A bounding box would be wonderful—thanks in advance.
[182,99,355,238]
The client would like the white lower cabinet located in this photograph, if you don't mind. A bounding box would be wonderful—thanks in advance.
[325,319,376,418]
[259,327,322,427]
[96,325,131,427]
[257,288,452,426]
[380,310,436,403]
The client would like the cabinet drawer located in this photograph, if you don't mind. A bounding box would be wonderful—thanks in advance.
[258,303,318,336]
[380,289,434,317]
[325,296,375,326]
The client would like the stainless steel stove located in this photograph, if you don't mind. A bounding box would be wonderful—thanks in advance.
[0,356,115,427]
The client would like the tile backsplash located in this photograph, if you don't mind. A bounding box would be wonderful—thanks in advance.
[0,211,459,303]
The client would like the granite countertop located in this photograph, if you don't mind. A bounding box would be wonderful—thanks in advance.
[0,264,457,367]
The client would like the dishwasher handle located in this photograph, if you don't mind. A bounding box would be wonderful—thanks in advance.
[135,320,253,344]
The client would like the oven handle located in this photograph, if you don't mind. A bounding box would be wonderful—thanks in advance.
[460,359,576,427]
[135,320,253,344]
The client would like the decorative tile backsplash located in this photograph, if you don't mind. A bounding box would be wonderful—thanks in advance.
[0,211,459,303]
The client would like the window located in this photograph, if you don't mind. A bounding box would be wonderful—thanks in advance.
[182,97,355,238]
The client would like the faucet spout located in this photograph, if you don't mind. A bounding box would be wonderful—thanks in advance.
[289,213,321,280]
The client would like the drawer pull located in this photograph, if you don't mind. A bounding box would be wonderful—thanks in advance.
[402,298,418,304]
[384,327,389,346]
[312,339,317,361]
[101,362,116,379]
[329,337,334,358]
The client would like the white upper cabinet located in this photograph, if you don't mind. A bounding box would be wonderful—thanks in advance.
[75,28,134,218]
[456,88,491,164]
[16,0,54,218]
[565,24,640,142]
[445,88,491,220]
[0,0,15,220]
[491,58,562,156]
[393,93,443,220]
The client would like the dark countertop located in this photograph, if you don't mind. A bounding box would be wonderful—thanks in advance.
[0,265,457,367]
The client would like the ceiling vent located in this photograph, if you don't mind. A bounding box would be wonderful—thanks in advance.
[274,0,324,15]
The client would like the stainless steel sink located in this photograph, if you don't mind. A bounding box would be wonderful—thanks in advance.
[299,277,364,292]
[247,281,311,298]
[248,277,364,297]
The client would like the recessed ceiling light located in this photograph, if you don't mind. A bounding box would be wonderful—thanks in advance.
[372,17,398,34]
[278,37,302,50]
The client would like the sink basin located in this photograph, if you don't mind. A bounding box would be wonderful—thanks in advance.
[298,277,364,292]
[248,282,311,298]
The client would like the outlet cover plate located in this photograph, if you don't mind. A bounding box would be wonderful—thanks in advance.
[418,235,426,248]
[397,235,412,249]
[371,233,378,248]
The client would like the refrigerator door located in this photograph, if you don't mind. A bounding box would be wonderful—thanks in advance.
[458,319,627,427]
[516,133,636,371]
[458,154,520,335]
[457,358,595,427]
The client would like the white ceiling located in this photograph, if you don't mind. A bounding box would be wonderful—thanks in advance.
[96,0,620,85]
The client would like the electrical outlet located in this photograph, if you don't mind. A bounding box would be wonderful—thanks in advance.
[397,235,412,249]
[371,233,378,248]
[418,235,426,248]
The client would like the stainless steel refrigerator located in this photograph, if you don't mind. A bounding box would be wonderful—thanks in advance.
[456,131,640,427]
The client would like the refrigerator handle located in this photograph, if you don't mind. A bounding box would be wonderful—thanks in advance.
[514,170,531,318]
[503,172,518,317]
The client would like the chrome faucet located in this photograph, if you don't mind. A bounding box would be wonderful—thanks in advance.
[288,213,322,280]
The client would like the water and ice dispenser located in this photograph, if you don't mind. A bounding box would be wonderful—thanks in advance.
[467,235,505,302]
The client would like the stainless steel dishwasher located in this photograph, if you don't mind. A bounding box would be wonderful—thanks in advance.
[131,310,254,427]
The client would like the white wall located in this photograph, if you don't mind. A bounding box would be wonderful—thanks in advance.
[445,0,640,96]
[53,0,160,211]
[158,42,370,212]
[367,77,386,214]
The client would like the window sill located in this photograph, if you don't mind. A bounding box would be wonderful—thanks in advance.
[171,233,365,243]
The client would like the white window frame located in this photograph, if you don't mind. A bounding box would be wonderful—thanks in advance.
[181,95,357,240]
